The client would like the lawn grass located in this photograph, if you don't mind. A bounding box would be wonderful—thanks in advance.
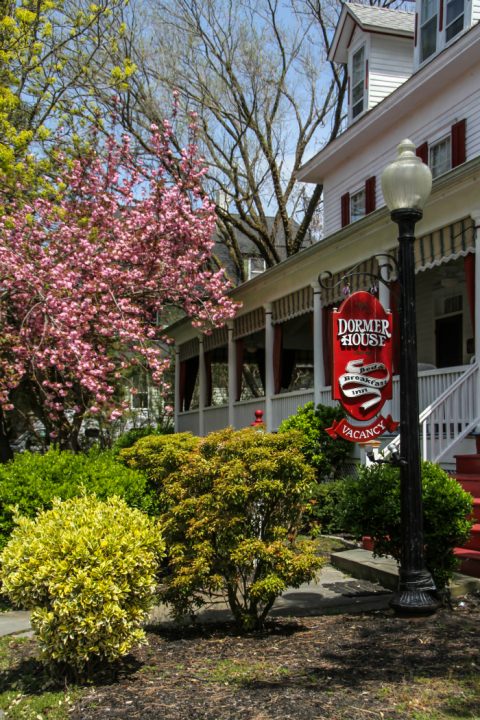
[0,636,79,719]
[373,675,480,719]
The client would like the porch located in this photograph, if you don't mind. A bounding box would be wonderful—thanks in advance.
[177,363,479,465]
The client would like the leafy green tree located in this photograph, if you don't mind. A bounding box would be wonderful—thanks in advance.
[0,0,131,193]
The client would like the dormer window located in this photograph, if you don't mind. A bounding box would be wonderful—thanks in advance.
[246,256,266,280]
[445,0,465,41]
[430,135,451,177]
[420,0,438,62]
[350,188,366,223]
[351,46,366,119]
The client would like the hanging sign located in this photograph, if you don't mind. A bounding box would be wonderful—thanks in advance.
[326,290,398,443]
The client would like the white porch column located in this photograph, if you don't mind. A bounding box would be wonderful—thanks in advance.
[377,255,393,420]
[174,345,180,433]
[472,212,480,423]
[312,281,325,407]
[198,336,206,436]
[227,321,236,427]
[264,303,274,432]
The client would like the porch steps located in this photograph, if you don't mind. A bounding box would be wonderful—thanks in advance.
[454,451,480,578]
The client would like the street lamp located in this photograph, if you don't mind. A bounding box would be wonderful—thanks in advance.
[381,139,439,614]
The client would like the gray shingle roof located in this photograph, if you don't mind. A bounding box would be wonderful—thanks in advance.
[345,3,415,34]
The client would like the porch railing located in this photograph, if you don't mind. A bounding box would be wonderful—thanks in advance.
[177,365,477,458]
[204,405,229,434]
[384,363,479,462]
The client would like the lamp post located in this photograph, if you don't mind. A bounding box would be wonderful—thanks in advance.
[381,139,439,614]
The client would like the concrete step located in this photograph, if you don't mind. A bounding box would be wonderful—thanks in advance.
[331,548,480,597]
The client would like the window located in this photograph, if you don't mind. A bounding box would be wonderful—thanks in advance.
[247,256,266,280]
[429,136,451,178]
[446,0,464,41]
[351,46,365,119]
[131,370,149,409]
[350,188,366,223]
[420,0,438,62]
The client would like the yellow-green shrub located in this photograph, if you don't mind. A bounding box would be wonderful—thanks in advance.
[120,432,200,513]
[0,495,163,675]
[157,427,324,630]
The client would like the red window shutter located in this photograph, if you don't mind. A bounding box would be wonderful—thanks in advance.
[341,192,350,227]
[416,142,429,164]
[365,59,369,89]
[451,119,466,167]
[439,0,444,31]
[365,176,376,214]
[414,13,418,47]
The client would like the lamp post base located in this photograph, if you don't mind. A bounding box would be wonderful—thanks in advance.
[390,569,439,615]
[390,589,439,616]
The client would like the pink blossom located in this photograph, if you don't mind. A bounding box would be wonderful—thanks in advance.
[0,120,238,440]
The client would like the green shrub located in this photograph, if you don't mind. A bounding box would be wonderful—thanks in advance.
[120,432,201,514]
[0,495,163,676]
[338,461,473,589]
[278,402,351,481]
[156,427,324,630]
[0,447,149,550]
[307,480,346,535]
[112,423,173,455]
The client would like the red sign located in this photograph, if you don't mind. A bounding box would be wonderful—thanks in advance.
[328,290,398,442]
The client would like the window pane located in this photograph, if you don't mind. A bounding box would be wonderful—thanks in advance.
[446,0,464,24]
[421,15,437,61]
[352,100,363,118]
[446,15,464,40]
[352,47,364,87]
[352,83,364,106]
[422,0,437,22]
[430,137,451,178]
[350,190,365,222]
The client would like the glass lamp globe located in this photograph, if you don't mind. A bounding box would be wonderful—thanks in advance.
[381,139,432,212]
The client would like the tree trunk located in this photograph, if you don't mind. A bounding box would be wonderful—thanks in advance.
[0,408,14,463]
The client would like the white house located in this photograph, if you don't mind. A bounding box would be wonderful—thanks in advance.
[169,0,480,469]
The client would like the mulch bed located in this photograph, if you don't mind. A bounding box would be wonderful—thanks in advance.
[62,595,480,720]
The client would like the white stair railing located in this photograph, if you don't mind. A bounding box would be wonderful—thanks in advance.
[383,363,479,463]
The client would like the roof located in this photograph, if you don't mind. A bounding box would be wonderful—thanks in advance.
[346,3,415,34]
[329,3,414,63]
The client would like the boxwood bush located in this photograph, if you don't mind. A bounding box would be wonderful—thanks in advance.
[0,447,150,550]
[277,402,351,481]
[155,427,324,630]
[0,495,163,677]
[337,461,473,589]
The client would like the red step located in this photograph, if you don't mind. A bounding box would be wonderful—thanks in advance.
[454,548,480,578]
[473,498,480,523]
[462,523,480,551]
[455,454,480,474]
[454,473,480,497]
[454,452,480,578]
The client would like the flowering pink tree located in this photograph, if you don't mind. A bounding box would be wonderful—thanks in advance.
[0,123,237,454]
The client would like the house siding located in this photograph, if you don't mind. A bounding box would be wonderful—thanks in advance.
[470,0,480,24]
[323,72,480,236]
[368,35,413,110]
